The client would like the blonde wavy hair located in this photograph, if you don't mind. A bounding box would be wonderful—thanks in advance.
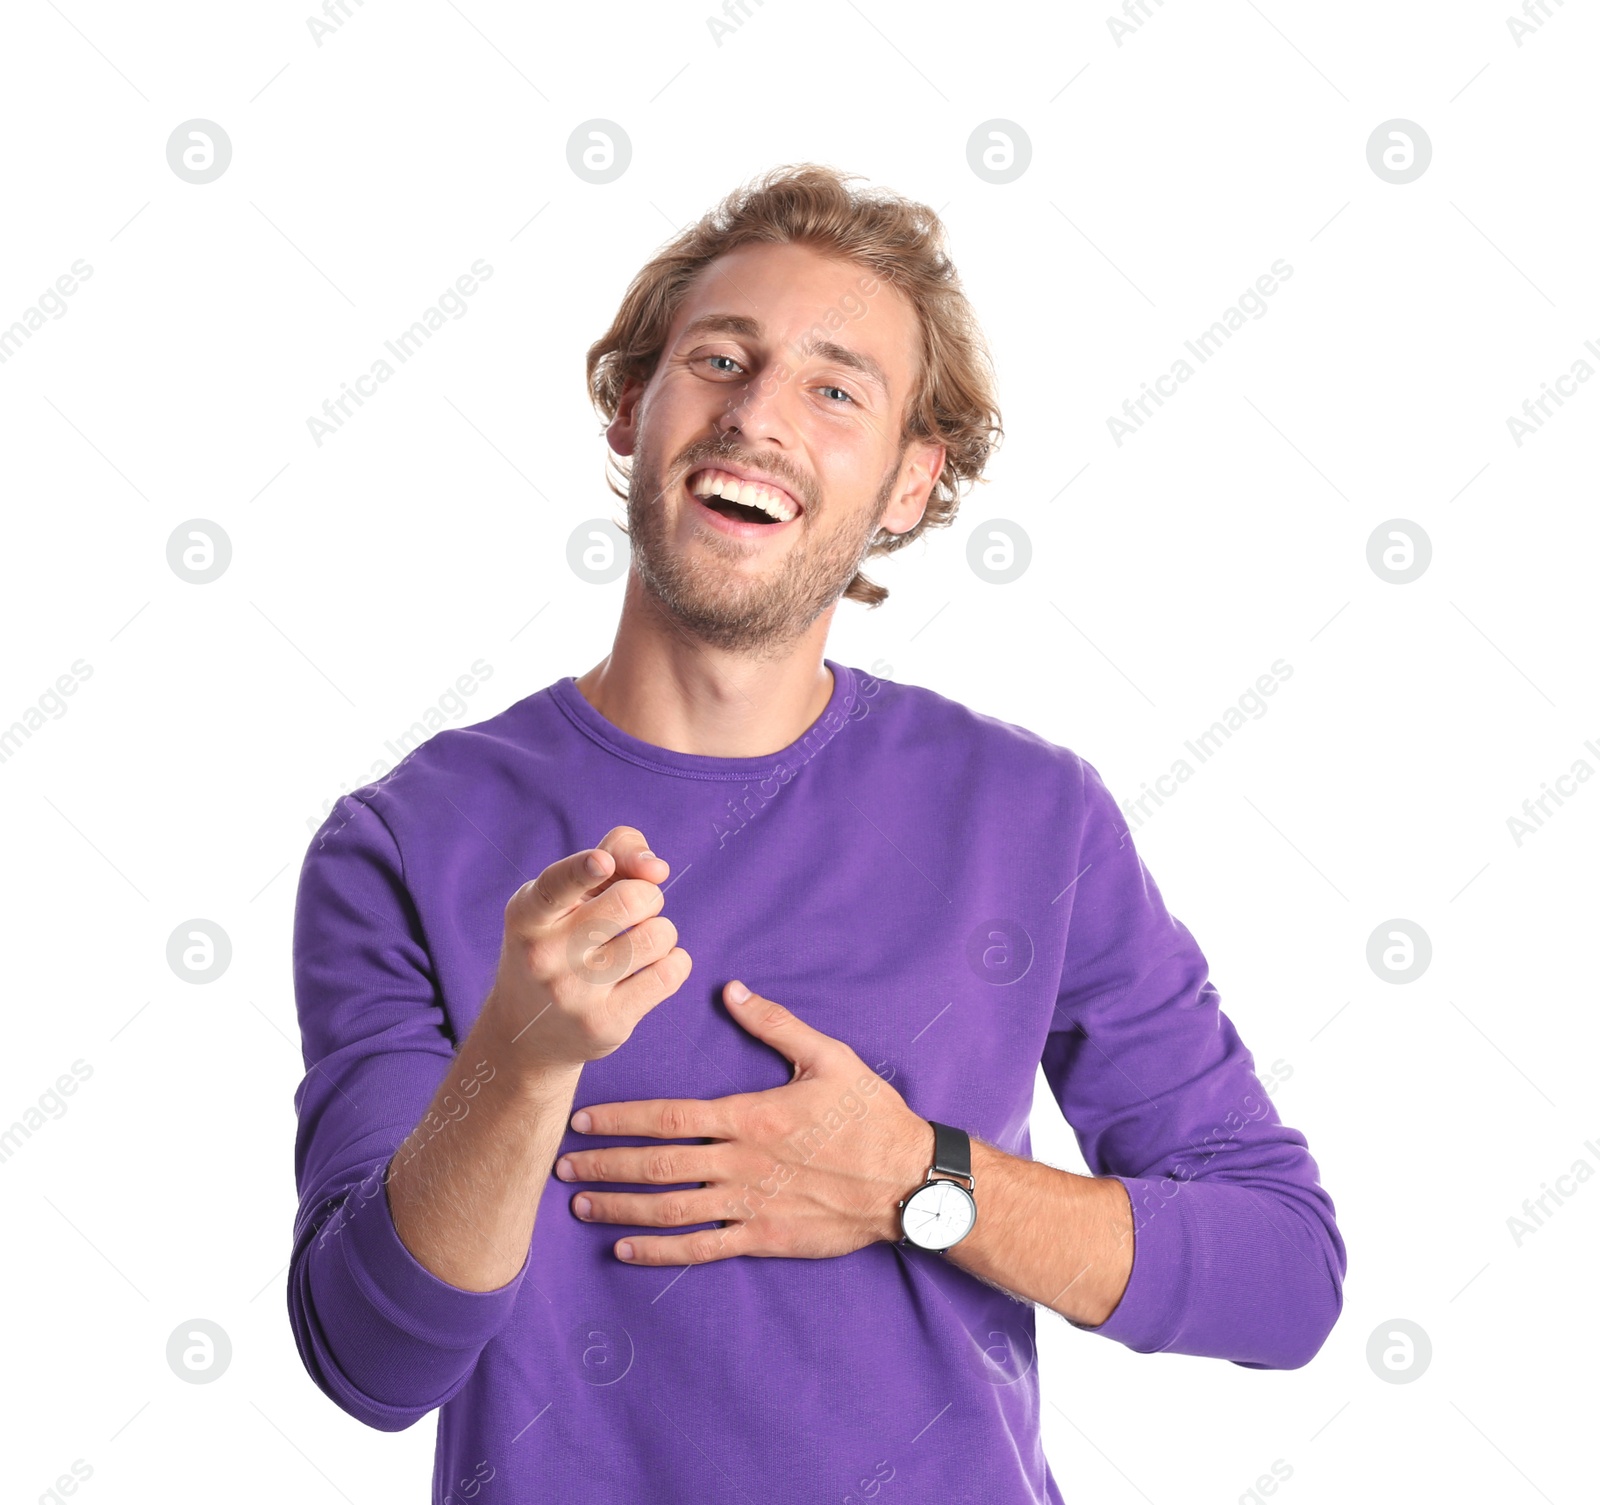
[586,163,1003,608]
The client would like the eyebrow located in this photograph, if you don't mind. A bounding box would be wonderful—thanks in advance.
[676,313,891,398]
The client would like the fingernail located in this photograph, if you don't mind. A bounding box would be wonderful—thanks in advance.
[725,980,750,1004]
[555,1158,575,1181]
[584,852,606,878]
[617,1240,634,1260]
[574,1195,592,1218]
[571,1110,592,1132]
[640,849,657,862]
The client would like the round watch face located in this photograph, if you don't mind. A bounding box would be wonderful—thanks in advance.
[902,1178,976,1250]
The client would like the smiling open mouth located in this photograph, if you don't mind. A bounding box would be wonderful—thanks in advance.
[687,467,800,526]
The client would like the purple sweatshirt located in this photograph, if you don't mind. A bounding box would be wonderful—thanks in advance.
[288,660,1345,1504]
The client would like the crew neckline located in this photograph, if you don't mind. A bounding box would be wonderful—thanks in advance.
[549,659,859,781]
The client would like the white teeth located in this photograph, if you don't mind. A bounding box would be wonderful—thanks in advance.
[688,469,797,523]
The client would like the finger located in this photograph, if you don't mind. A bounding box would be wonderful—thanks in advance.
[604,943,693,1022]
[723,982,838,1076]
[568,911,678,991]
[564,827,677,985]
[593,826,669,884]
[555,1142,720,1185]
[514,829,670,932]
[571,1098,722,1140]
[572,1188,730,1228]
[512,847,625,930]
[614,1226,746,1266]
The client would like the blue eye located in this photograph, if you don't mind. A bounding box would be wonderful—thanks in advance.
[819,385,854,404]
[707,355,743,374]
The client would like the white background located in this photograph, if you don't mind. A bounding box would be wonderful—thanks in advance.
[2,1,1596,1501]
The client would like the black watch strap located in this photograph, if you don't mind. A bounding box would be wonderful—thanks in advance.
[929,1121,972,1185]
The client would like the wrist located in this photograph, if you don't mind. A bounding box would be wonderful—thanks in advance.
[881,1111,935,1244]
[472,994,586,1098]
[893,1119,978,1254]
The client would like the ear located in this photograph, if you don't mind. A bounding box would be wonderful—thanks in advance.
[881,438,946,536]
[607,376,645,458]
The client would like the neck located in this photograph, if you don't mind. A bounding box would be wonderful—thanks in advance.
[574,573,837,758]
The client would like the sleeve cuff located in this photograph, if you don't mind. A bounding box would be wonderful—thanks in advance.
[1068,1174,1195,1354]
[335,1168,529,1355]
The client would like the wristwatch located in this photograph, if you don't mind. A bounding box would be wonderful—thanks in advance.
[897,1120,977,1253]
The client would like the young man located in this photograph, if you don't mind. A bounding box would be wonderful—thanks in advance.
[288,164,1345,1504]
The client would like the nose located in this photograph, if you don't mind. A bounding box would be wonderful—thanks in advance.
[714,367,792,449]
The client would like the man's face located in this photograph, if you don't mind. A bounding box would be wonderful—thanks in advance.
[608,241,944,656]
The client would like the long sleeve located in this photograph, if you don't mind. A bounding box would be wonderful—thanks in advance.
[287,794,529,1430]
[1042,757,1346,1369]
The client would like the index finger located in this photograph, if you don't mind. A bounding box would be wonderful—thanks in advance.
[573,1097,726,1141]
[514,829,668,927]
[590,826,670,888]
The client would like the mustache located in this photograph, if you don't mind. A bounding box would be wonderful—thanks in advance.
[666,437,817,510]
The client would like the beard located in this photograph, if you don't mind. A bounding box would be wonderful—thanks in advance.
[622,431,901,660]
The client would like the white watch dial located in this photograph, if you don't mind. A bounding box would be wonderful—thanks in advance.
[903,1178,975,1250]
